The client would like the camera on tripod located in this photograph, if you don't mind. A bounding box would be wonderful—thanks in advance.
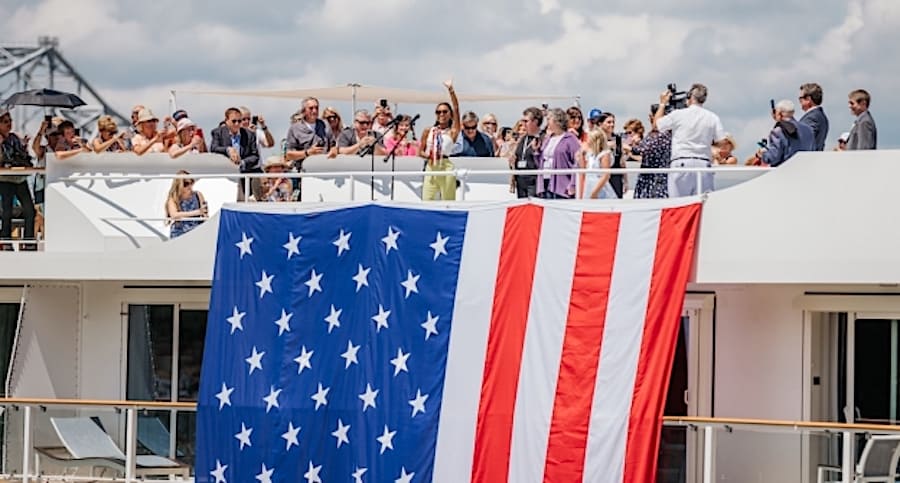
[665,83,690,113]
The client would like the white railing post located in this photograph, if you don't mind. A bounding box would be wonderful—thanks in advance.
[349,174,355,200]
[22,405,32,483]
[696,169,703,193]
[125,407,137,482]
[458,170,468,201]
[842,430,853,483]
[702,425,714,483]
[243,176,250,202]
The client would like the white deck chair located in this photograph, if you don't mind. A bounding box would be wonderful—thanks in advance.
[817,434,900,483]
[34,417,189,479]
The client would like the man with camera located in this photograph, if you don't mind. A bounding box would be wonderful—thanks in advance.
[749,100,814,167]
[654,83,726,197]
[0,109,37,249]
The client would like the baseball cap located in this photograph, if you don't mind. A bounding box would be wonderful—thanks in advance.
[588,108,602,121]
[838,132,850,143]
[172,109,189,121]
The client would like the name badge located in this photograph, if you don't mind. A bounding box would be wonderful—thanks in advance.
[516,160,527,168]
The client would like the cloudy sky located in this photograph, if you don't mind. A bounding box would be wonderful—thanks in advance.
[2,0,897,158]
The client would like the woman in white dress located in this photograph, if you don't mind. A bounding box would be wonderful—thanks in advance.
[581,128,617,199]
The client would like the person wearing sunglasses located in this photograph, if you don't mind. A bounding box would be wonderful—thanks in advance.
[321,107,344,140]
[0,108,37,250]
[418,79,462,201]
[456,111,494,157]
[210,107,261,200]
[165,170,207,239]
[335,110,382,156]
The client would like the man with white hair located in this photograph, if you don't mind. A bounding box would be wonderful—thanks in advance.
[654,83,727,197]
[752,99,814,167]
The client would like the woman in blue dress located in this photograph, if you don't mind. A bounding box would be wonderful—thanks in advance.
[165,170,207,239]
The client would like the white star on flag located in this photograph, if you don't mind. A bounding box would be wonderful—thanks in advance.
[274,309,293,336]
[400,270,420,298]
[341,340,360,369]
[421,311,439,340]
[255,463,274,483]
[324,305,342,334]
[376,424,397,454]
[358,383,379,412]
[352,264,370,292]
[390,347,410,376]
[235,232,253,259]
[311,383,330,410]
[409,389,429,417]
[293,345,313,374]
[333,229,351,256]
[395,467,415,483]
[371,304,391,332]
[304,461,322,483]
[215,383,233,410]
[352,467,368,483]
[429,231,449,260]
[255,271,274,298]
[281,422,300,450]
[245,346,265,375]
[234,423,252,450]
[226,306,245,335]
[210,459,227,483]
[381,226,400,253]
[283,232,301,259]
[305,268,323,297]
[262,386,282,413]
[331,418,351,448]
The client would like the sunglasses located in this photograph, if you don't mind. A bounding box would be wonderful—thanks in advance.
[356,120,371,125]
[183,180,194,187]
[483,121,497,126]
[229,119,242,125]
[241,117,251,122]
[435,109,450,115]
[325,115,338,121]
[463,125,477,131]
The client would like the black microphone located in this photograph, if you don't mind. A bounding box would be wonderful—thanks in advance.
[408,114,421,125]
[386,114,404,128]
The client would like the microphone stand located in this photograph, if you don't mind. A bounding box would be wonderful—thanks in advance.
[360,127,392,200]
[381,115,419,200]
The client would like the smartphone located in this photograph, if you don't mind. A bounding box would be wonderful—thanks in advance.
[769,99,775,113]
[44,114,52,123]
[379,99,388,108]
[73,128,81,136]
[251,115,259,125]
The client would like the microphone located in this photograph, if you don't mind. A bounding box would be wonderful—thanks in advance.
[386,114,404,128]
[408,114,421,125]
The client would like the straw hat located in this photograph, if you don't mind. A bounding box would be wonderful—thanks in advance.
[722,133,738,150]
[176,118,196,132]
[136,108,158,124]
[263,155,290,171]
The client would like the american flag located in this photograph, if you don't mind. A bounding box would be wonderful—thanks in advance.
[196,201,700,483]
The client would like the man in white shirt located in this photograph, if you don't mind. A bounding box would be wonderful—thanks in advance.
[653,83,726,197]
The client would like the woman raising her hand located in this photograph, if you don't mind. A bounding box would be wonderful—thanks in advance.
[418,80,461,201]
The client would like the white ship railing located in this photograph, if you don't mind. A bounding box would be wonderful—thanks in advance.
[0,397,896,482]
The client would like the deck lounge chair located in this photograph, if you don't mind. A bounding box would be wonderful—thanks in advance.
[817,434,900,483]
[34,417,189,479]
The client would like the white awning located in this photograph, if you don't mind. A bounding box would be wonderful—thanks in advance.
[179,84,576,105]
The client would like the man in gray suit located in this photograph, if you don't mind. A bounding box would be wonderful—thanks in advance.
[798,83,829,151]
[847,89,877,150]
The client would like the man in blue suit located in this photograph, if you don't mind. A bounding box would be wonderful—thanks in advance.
[752,100,814,167]
[798,83,829,151]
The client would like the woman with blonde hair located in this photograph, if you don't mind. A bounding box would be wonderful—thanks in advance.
[322,107,344,141]
[91,115,129,153]
[168,118,203,159]
[581,128,616,199]
[165,170,207,239]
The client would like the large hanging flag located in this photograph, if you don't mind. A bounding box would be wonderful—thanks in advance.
[196,201,701,483]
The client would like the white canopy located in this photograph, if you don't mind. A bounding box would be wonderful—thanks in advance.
[179,84,576,107]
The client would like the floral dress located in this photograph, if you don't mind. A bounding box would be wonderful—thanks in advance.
[633,131,672,199]
[170,193,203,238]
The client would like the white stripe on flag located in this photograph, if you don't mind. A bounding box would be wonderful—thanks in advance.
[433,207,507,483]
[508,208,582,482]
[583,209,661,483]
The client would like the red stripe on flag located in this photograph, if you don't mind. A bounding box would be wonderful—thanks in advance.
[622,204,702,482]
[543,212,622,482]
[471,204,544,483]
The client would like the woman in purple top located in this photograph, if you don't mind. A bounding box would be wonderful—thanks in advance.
[535,108,581,199]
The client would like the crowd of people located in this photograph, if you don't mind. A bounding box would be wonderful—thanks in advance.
[0,80,880,243]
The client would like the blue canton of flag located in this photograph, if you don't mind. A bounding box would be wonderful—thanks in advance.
[196,205,468,483]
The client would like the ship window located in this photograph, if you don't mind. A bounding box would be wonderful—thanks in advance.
[126,304,207,469]
[0,303,19,397]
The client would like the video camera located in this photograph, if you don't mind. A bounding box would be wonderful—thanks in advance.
[665,83,690,113]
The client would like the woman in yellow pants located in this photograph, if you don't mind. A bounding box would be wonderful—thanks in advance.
[419,80,461,201]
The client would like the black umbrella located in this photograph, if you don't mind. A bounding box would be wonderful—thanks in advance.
[1,88,86,109]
